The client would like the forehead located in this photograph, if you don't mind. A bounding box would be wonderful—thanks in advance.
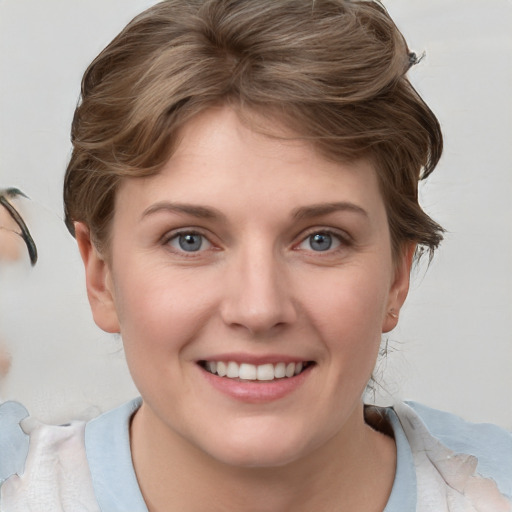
[114,106,385,223]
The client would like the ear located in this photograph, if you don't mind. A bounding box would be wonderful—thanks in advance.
[382,243,415,333]
[75,222,120,333]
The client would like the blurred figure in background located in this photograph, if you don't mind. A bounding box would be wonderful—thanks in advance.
[0,188,37,385]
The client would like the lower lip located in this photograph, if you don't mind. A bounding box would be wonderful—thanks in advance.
[199,365,313,403]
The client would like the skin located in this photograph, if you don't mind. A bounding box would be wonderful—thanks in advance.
[76,106,413,511]
[0,195,22,262]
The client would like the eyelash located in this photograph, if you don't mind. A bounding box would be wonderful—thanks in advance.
[162,229,215,256]
[161,227,352,257]
[294,228,352,255]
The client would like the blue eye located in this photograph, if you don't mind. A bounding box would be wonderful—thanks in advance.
[297,231,342,252]
[309,233,332,251]
[168,232,211,252]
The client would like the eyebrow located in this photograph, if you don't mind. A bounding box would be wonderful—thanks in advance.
[291,202,368,220]
[140,200,368,222]
[140,202,226,221]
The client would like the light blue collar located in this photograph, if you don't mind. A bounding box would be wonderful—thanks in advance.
[85,397,147,512]
[84,398,417,511]
[382,407,417,511]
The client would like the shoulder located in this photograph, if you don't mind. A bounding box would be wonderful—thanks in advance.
[0,401,100,511]
[0,401,30,485]
[405,401,511,446]
[394,401,512,505]
[401,401,512,475]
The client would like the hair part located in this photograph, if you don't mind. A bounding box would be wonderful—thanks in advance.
[64,0,444,259]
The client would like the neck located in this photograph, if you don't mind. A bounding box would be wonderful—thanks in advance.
[130,403,396,512]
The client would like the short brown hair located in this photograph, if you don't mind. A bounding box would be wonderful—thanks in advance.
[64,0,444,258]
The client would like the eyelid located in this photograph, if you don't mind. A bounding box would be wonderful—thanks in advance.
[161,225,208,242]
[162,228,217,254]
[293,227,353,253]
[297,226,352,243]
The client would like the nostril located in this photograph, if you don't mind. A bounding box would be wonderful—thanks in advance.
[220,295,298,335]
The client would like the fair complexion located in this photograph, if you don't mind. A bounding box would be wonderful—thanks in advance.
[76,106,413,511]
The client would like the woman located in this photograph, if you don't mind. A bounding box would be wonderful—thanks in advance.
[1,1,510,510]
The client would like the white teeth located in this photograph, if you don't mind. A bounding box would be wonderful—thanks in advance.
[217,361,227,377]
[239,363,257,380]
[257,364,275,381]
[274,362,286,378]
[204,360,309,380]
[227,361,239,378]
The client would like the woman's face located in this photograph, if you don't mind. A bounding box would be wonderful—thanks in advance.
[80,106,411,468]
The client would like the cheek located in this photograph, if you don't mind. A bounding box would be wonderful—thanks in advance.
[112,264,219,353]
[298,266,390,337]
[296,264,391,388]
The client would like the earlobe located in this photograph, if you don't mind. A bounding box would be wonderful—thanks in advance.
[382,244,415,333]
[75,222,120,333]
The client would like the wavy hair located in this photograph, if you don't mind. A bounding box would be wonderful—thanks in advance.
[64,0,444,258]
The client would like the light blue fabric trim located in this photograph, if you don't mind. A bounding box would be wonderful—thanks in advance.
[5,397,510,509]
[88,398,511,511]
[405,400,512,499]
[0,401,29,485]
[382,407,417,512]
[83,398,420,511]
[83,399,418,511]
[85,397,148,512]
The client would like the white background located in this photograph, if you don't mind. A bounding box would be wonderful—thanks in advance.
[0,0,511,427]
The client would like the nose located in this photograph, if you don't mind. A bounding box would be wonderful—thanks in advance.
[220,245,297,336]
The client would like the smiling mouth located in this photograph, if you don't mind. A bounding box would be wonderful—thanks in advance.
[199,360,315,381]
